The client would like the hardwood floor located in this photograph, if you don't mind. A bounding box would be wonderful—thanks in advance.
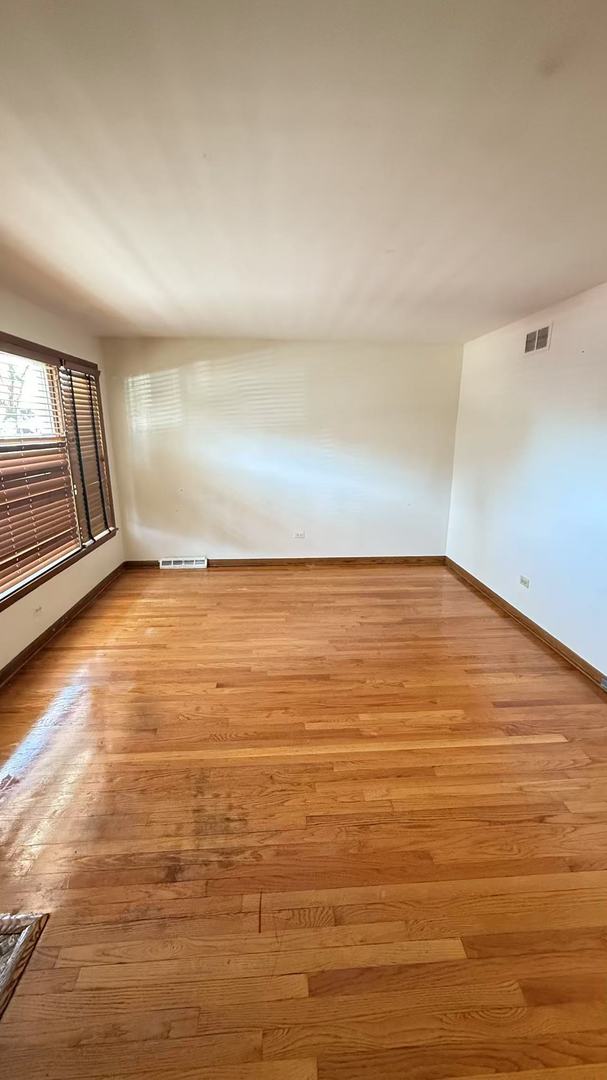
[1,563,607,1079]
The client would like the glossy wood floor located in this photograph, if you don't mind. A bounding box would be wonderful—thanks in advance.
[2,564,607,1080]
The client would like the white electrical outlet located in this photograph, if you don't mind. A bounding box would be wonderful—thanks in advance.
[293,530,306,539]
[520,575,530,589]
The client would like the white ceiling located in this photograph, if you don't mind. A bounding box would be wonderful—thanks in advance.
[2,0,607,343]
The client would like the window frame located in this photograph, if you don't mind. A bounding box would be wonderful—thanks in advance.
[0,331,117,612]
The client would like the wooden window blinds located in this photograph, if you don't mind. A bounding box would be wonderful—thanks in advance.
[0,336,115,604]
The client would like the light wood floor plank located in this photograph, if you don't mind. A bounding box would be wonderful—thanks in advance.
[1,563,607,1079]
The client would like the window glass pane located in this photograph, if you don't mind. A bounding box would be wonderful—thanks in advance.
[0,353,61,439]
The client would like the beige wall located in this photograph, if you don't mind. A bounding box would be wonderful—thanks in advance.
[448,281,607,673]
[103,338,462,561]
[0,287,123,670]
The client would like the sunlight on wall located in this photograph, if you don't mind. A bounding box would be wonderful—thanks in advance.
[126,367,183,431]
[106,338,462,559]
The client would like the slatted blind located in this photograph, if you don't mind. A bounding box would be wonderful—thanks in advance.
[0,354,79,597]
[59,368,111,541]
[0,345,115,602]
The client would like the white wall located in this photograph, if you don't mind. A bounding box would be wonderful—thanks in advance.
[0,286,124,669]
[103,338,462,561]
[448,282,607,674]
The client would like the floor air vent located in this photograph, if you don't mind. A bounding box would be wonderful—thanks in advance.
[159,557,208,569]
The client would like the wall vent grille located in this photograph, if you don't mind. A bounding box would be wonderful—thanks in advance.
[525,323,552,353]
[159,557,208,569]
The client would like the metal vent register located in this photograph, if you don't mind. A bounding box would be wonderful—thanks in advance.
[524,324,552,353]
[159,557,208,569]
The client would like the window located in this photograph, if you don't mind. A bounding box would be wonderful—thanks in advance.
[0,334,116,607]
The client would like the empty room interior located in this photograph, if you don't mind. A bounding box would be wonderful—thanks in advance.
[2,1,607,1078]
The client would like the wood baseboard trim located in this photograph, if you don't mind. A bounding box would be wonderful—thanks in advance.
[123,560,159,569]
[0,563,125,690]
[446,557,605,690]
[208,556,446,568]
